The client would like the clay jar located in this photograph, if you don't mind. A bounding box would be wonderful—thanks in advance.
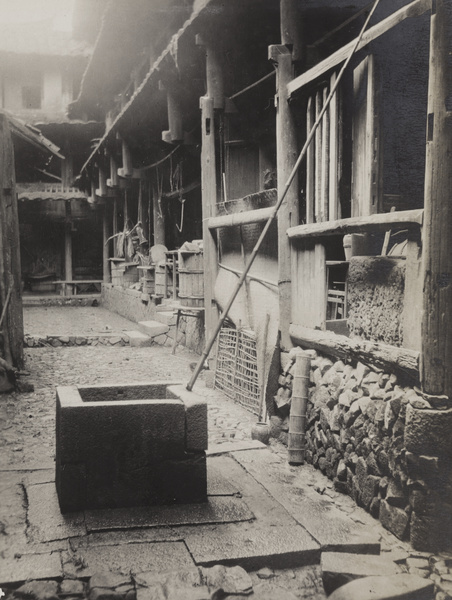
[251,422,271,445]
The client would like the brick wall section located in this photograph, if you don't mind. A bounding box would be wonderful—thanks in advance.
[101,284,204,354]
[272,350,452,552]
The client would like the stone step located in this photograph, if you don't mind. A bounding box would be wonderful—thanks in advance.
[327,575,435,600]
[124,330,152,347]
[321,552,401,596]
[137,320,169,338]
[154,310,176,326]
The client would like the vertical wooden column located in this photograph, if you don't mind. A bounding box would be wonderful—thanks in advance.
[102,204,110,283]
[113,197,118,257]
[0,114,23,368]
[269,43,299,351]
[198,37,222,351]
[421,0,452,397]
[153,188,165,246]
[200,95,218,349]
[64,201,73,292]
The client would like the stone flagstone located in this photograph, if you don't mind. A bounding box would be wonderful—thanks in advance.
[321,552,401,595]
[327,574,435,600]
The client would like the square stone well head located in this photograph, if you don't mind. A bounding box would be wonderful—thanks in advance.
[55,382,207,513]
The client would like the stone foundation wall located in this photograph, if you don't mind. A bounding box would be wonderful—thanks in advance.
[272,349,452,552]
[101,284,204,354]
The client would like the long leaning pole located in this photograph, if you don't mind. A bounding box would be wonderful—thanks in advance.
[186,0,381,391]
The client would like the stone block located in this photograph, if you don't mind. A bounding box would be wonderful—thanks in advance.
[321,552,400,595]
[410,504,452,552]
[56,383,207,511]
[167,385,208,451]
[379,500,410,540]
[327,575,434,600]
[405,405,452,457]
[137,320,169,338]
[124,330,152,347]
[15,580,59,600]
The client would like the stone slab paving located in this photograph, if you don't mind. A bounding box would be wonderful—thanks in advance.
[23,306,137,337]
[321,551,401,595]
[327,575,435,600]
[60,541,195,578]
[0,552,63,586]
[1,307,450,599]
[84,496,255,531]
[184,523,320,570]
[27,483,86,543]
[233,449,381,554]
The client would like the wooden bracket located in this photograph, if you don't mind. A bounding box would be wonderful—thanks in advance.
[268,44,292,64]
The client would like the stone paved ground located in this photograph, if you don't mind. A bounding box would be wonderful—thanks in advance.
[0,306,450,599]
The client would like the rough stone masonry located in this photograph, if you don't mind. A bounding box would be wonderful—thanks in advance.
[271,350,452,552]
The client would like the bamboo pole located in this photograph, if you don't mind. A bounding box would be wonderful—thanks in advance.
[288,351,311,464]
[186,0,381,392]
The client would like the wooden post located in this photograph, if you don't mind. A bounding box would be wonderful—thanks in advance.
[166,85,184,143]
[113,197,118,257]
[108,155,118,187]
[119,139,133,178]
[421,0,452,397]
[269,42,299,351]
[102,204,110,283]
[197,35,223,350]
[153,187,165,246]
[97,167,107,197]
[200,95,218,349]
[0,114,23,368]
[64,201,73,293]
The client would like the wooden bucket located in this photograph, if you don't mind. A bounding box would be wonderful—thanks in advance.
[155,265,167,297]
[178,252,204,307]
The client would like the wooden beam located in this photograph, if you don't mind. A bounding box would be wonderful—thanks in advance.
[289,324,420,381]
[270,42,299,350]
[208,207,274,230]
[288,0,432,97]
[421,0,452,397]
[287,209,424,240]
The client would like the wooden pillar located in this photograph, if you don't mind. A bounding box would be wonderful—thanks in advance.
[64,201,73,289]
[119,139,133,178]
[197,36,222,350]
[153,188,165,246]
[270,43,299,351]
[102,205,110,283]
[0,114,23,368]
[421,0,452,397]
[113,197,118,257]
[108,155,118,188]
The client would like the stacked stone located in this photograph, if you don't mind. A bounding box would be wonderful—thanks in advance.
[24,334,130,347]
[271,348,452,552]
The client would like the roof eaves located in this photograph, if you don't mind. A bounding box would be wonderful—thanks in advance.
[79,0,214,176]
